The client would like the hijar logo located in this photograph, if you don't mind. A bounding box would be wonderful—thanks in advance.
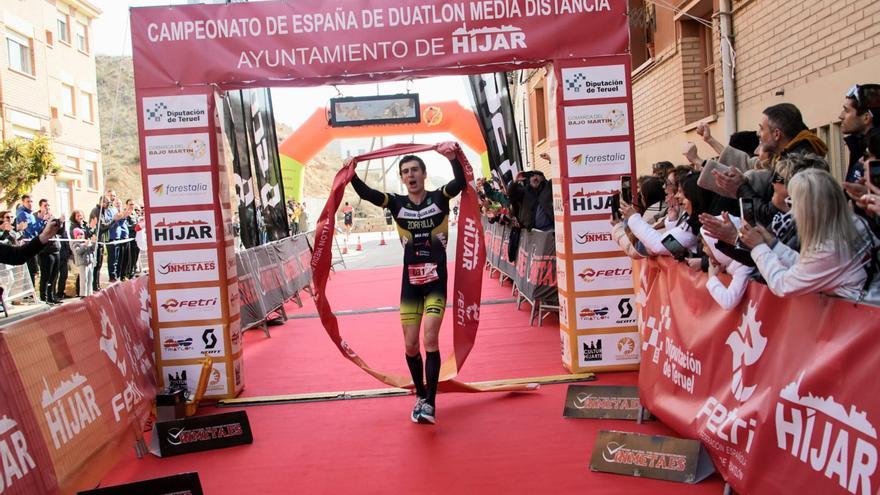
[561,65,627,101]
[145,133,211,169]
[147,172,213,208]
[150,211,216,247]
[41,372,101,450]
[561,330,571,365]
[142,94,208,130]
[451,25,526,55]
[564,104,629,139]
[460,217,480,270]
[0,416,36,489]
[566,142,631,178]
[570,181,619,214]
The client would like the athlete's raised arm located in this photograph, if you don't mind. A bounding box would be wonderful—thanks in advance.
[347,158,389,208]
[437,142,465,198]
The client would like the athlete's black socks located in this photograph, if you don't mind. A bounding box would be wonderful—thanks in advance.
[425,350,441,407]
[406,353,426,398]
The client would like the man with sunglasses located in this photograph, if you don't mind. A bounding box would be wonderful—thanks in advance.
[840,84,880,183]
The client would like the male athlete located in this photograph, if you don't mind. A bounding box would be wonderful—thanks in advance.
[342,202,354,236]
[348,142,464,424]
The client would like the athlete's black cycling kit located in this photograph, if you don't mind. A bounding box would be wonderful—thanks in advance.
[351,158,465,325]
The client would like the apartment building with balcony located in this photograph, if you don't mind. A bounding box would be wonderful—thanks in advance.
[1,0,102,217]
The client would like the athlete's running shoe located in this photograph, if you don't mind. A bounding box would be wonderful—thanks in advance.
[411,398,426,423]
[418,403,436,425]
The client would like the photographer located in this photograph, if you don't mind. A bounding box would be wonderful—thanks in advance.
[0,211,21,245]
[507,170,553,231]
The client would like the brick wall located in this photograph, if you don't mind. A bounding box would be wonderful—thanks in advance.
[632,0,880,175]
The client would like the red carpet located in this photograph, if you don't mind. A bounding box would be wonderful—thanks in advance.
[101,266,725,493]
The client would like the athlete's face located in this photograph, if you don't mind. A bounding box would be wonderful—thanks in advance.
[400,160,426,195]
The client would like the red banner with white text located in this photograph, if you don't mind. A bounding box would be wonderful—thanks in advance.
[129,0,629,89]
[638,258,880,495]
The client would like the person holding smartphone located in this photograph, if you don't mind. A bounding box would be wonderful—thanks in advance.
[739,169,873,300]
[620,173,713,258]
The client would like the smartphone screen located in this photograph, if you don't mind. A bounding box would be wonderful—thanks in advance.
[869,160,880,188]
[620,175,632,204]
[610,193,621,221]
[661,234,688,260]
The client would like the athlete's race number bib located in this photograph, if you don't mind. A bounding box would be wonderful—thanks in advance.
[408,263,439,285]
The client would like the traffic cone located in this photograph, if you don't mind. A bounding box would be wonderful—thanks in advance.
[342,239,349,254]
[356,236,363,251]
[379,232,387,246]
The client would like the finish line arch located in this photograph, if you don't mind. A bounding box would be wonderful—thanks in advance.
[130,0,634,401]
[279,100,489,201]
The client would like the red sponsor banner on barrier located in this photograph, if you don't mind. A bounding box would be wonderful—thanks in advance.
[638,258,880,495]
[129,0,629,89]
[0,278,155,494]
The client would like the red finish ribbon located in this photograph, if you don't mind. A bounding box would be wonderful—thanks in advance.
[311,142,536,393]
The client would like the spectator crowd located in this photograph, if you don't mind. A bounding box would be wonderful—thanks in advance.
[0,189,145,305]
[609,84,880,308]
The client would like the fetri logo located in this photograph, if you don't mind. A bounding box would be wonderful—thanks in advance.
[161,298,218,313]
[451,25,526,55]
[578,266,632,282]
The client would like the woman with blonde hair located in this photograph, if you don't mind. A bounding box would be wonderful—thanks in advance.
[739,168,872,299]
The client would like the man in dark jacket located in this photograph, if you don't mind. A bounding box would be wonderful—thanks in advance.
[54,223,71,299]
[840,84,880,183]
[89,195,111,291]
[507,171,553,231]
